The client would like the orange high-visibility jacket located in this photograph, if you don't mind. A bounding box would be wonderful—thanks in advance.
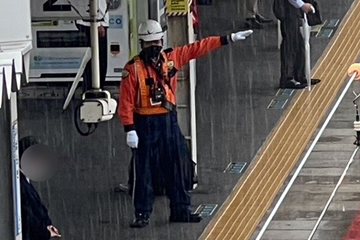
[119,36,228,132]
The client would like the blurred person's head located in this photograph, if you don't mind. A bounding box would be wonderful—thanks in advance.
[19,136,39,160]
[19,136,58,182]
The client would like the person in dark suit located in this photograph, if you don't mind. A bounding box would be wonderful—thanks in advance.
[245,0,272,29]
[19,136,61,240]
[276,0,321,89]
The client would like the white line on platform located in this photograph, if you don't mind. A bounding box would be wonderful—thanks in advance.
[256,73,357,240]
[307,146,359,239]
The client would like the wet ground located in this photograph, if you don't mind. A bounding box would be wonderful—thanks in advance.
[17,0,355,239]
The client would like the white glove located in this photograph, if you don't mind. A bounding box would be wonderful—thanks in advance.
[230,30,253,42]
[126,130,138,148]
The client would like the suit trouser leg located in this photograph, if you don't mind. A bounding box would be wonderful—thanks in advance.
[294,26,305,81]
[245,0,258,19]
[280,10,302,84]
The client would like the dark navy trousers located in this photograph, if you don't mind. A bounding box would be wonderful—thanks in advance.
[132,111,193,218]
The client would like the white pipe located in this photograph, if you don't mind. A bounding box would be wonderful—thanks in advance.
[303,13,312,91]
[256,73,357,240]
[277,20,282,50]
[187,9,198,172]
[89,0,100,89]
[307,146,359,240]
[10,91,22,240]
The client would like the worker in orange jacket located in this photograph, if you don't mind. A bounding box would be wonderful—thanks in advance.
[119,19,253,228]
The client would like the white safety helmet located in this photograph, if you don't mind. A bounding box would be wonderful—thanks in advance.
[138,20,164,42]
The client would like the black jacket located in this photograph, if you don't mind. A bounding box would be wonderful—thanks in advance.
[20,172,52,240]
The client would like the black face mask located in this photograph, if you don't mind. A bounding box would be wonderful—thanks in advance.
[140,46,162,64]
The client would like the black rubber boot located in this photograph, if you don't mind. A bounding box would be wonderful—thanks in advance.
[130,213,149,228]
[169,213,202,223]
[255,14,273,23]
[299,78,321,85]
[279,79,307,89]
[245,18,263,29]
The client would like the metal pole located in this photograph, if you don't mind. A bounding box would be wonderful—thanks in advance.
[89,0,100,89]
[10,92,22,240]
[187,10,198,181]
[277,20,282,50]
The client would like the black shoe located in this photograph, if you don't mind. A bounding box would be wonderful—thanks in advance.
[279,79,307,89]
[255,14,273,23]
[130,214,149,228]
[299,78,321,85]
[169,213,203,223]
[245,18,263,29]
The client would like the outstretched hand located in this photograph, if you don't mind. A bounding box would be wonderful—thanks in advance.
[230,30,253,42]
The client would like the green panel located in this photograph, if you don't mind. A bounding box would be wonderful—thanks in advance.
[268,99,288,109]
[276,89,294,97]
[224,162,247,173]
[324,19,340,28]
[194,204,218,217]
[316,28,333,38]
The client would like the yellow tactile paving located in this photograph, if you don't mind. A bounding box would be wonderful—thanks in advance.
[200,1,360,239]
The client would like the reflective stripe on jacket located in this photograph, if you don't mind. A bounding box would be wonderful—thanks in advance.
[119,36,226,131]
[133,52,176,115]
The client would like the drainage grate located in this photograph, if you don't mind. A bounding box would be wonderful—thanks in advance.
[194,204,218,217]
[268,99,288,109]
[323,19,340,28]
[276,89,294,97]
[311,24,323,33]
[316,28,333,38]
[224,162,247,173]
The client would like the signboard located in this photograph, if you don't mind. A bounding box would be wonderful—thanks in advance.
[29,0,129,82]
[0,0,31,43]
[166,0,189,15]
[31,0,96,20]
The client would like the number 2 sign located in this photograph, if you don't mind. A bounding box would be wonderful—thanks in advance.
[31,0,95,20]
[43,0,71,11]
